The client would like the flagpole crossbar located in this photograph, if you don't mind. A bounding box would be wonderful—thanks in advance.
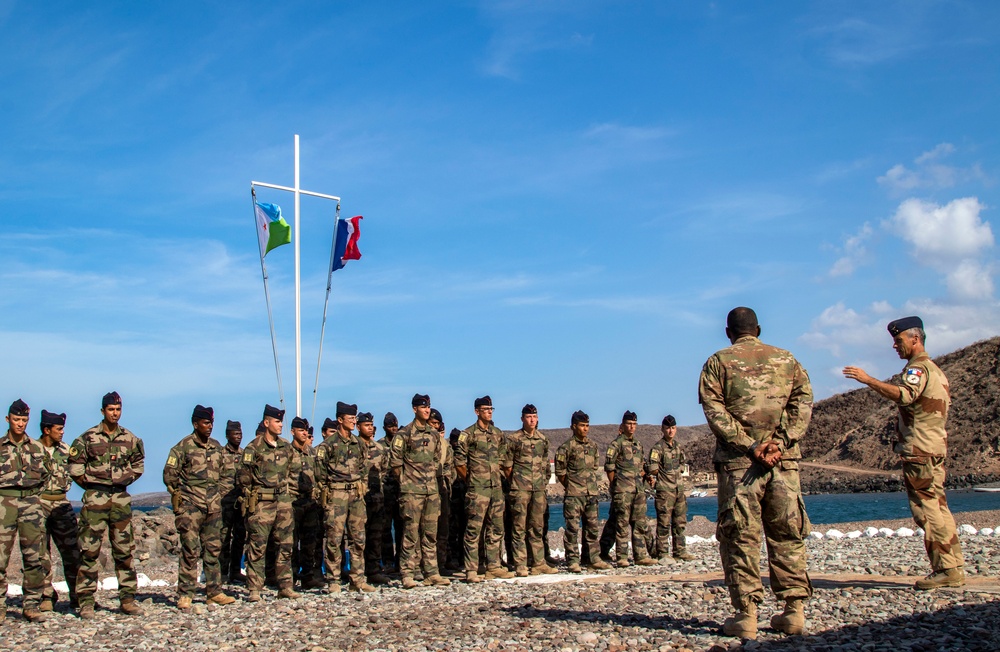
[251,181,340,202]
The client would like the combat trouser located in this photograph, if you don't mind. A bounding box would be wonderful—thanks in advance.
[654,485,688,557]
[76,487,138,606]
[381,481,402,570]
[40,495,81,605]
[323,487,367,583]
[716,461,812,610]
[436,480,451,572]
[563,495,599,566]
[245,495,293,592]
[293,497,323,584]
[613,490,651,562]
[219,493,246,582]
[509,489,546,570]
[364,490,386,574]
[447,479,467,567]
[903,456,964,572]
[0,492,46,612]
[463,484,504,572]
[174,496,223,599]
[400,491,440,578]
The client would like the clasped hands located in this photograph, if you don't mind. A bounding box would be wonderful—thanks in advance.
[751,439,782,468]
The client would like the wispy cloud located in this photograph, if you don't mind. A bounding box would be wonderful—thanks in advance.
[877,143,989,196]
[827,222,873,278]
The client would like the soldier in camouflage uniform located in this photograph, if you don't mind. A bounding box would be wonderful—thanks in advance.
[162,405,236,609]
[38,409,81,613]
[647,414,695,563]
[456,396,513,582]
[358,413,390,584]
[604,411,657,567]
[315,402,374,593]
[288,417,324,590]
[237,404,298,602]
[389,394,450,589]
[446,427,467,572]
[379,412,402,573]
[218,420,246,584]
[428,408,455,574]
[699,307,813,639]
[554,411,610,573]
[502,404,556,576]
[67,391,145,619]
[844,315,966,591]
[0,399,50,623]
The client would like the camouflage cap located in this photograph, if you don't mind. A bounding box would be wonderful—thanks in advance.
[571,410,589,425]
[192,405,214,421]
[40,409,66,426]
[888,315,923,337]
[102,391,122,408]
[8,398,29,416]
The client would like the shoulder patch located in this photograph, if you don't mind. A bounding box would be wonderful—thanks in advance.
[69,445,80,457]
[650,450,659,461]
[458,433,467,443]
[905,368,924,385]
[242,451,254,463]
[166,454,178,468]
[392,436,404,451]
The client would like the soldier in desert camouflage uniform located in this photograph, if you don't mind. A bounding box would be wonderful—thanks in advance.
[358,413,389,584]
[699,307,813,639]
[218,420,246,584]
[287,417,324,590]
[0,399,50,623]
[844,315,966,591]
[554,411,610,573]
[605,411,657,567]
[428,408,455,574]
[237,404,298,602]
[503,404,556,576]
[315,402,374,593]
[647,414,695,563]
[68,391,145,619]
[38,409,81,612]
[446,427,467,572]
[389,394,450,589]
[163,405,236,609]
[379,412,402,573]
[456,396,512,582]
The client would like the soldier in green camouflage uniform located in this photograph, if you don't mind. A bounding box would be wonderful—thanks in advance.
[456,396,512,582]
[379,413,402,573]
[237,404,298,602]
[38,409,81,612]
[428,408,455,574]
[699,308,813,639]
[844,315,966,591]
[287,417,324,589]
[647,414,694,562]
[67,391,145,619]
[503,404,556,576]
[163,405,236,609]
[446,427,467,572]
[389,394,450,588]
[218,420,246,584]
[315,402,374,593]
[358,413,389,584]
[554,411,609,573]
[604,411,656,567]
[1,399,50,623]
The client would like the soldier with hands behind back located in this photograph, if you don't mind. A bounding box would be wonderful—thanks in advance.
[38,409,81,613]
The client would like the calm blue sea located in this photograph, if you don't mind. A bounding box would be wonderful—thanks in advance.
[546,490,1000,531]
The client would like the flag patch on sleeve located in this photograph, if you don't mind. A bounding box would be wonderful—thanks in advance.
[905,368,924,385]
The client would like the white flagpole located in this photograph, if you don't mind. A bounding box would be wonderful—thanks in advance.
[311,203,341,426]
[251,187,286,410]
[294,134,302,418]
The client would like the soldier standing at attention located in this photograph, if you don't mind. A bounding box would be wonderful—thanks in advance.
[38,409,81,613]
[503,404,556,576]
[843,316,966,590]
[605,411,657,567]
[163,405,236,609]
[358,412,390,584]
[456,396,513,582]
[699,307,813,639]
[428,408,455,574]
[218,420,246,584]
[0,399,50,623]
[237,404,298,602]
[554,411,610,573]
[380,412,402,573]
[315,402,374,593]
[446,427,467,573]
[288,417,323,590]
[647,415,695,563]
[389,394,449,589]
[68,391,145,619]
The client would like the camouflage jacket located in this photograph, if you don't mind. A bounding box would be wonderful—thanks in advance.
[162,433,224,509]
[388,420,442,496]
[219,443,242,500]
[67,424,145,488]
[0,431,51,490]
[456,422,507,490]
[605,435,645,493]
[361,437,388,494]
[554,436,601,498]
[439,437,456,487]
[699,335,813,471]
[315,432,368,487]
[503,428,550,492]
[893,352,950,457]
[237,435,292,501]
[379,434,400,494]
[42,440,72,494]
[647,438,685,491]
[288,442,318,500]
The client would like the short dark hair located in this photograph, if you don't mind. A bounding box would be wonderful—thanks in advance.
[727,306,759,336]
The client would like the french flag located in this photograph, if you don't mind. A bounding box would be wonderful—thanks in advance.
[332,215,363,272]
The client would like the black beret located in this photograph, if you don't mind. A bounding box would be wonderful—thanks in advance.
[226,420,242,433]
[291,416,309,430]
[411,394,430,407]
[308,426,314,436]
[622,410,637,423]
[263,404,285,420]
[322,417,338,431]
[336,401,358,417]
[662,415,677,427]
[887,316,923,337]
[521,404,537,415]
[102,391,122,408]
[474,395,493,409]
[571,410,589,425]
[40,409,66,426]
[8,398,29,416]
[255,420,266,436]
[357,412,374,424]
[449,427,462,441]
[192,405,214,421]
[429,408,442,422]
[384,412,398,426]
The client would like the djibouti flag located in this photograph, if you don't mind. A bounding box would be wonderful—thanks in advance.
[255,201,292,258]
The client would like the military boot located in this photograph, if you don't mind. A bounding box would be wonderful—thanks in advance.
[120,598,144,616]
[78,603,96,620]
[515,567,529,577]
[277,587,301,599]
[247,590,262,602]
[39,596,55,612]
[722,603,758,639]
[402,576,419,589]
[349,579,377,593]
[567,562,582,573]
[674,550,696,561]
[464,571,482,584]
[588,560,611,571]
[770,598,806,635]
[22,607,47,623]
[658,554,677,566]
[485,567,514,580]
[367,572,391,585]
[530,564,558,575]
[301,576,326,590]
[914,567,965,590]
[636,557,658,566]
[424,574,451,587]
[207,592,236,606]
[177,596,192,610]
[617,558,631,568]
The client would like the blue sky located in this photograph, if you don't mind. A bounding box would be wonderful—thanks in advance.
[2,0,998,495]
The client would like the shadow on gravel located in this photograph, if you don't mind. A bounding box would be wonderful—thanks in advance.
[503,603,721,638]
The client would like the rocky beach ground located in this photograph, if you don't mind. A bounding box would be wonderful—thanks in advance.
[3,510,999,651]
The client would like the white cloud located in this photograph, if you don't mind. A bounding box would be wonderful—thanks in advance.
[915,142,956,164]
[887,197,992,261]
[828,222,873,277]
[877,143,989,195]
[946,260,994,300]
